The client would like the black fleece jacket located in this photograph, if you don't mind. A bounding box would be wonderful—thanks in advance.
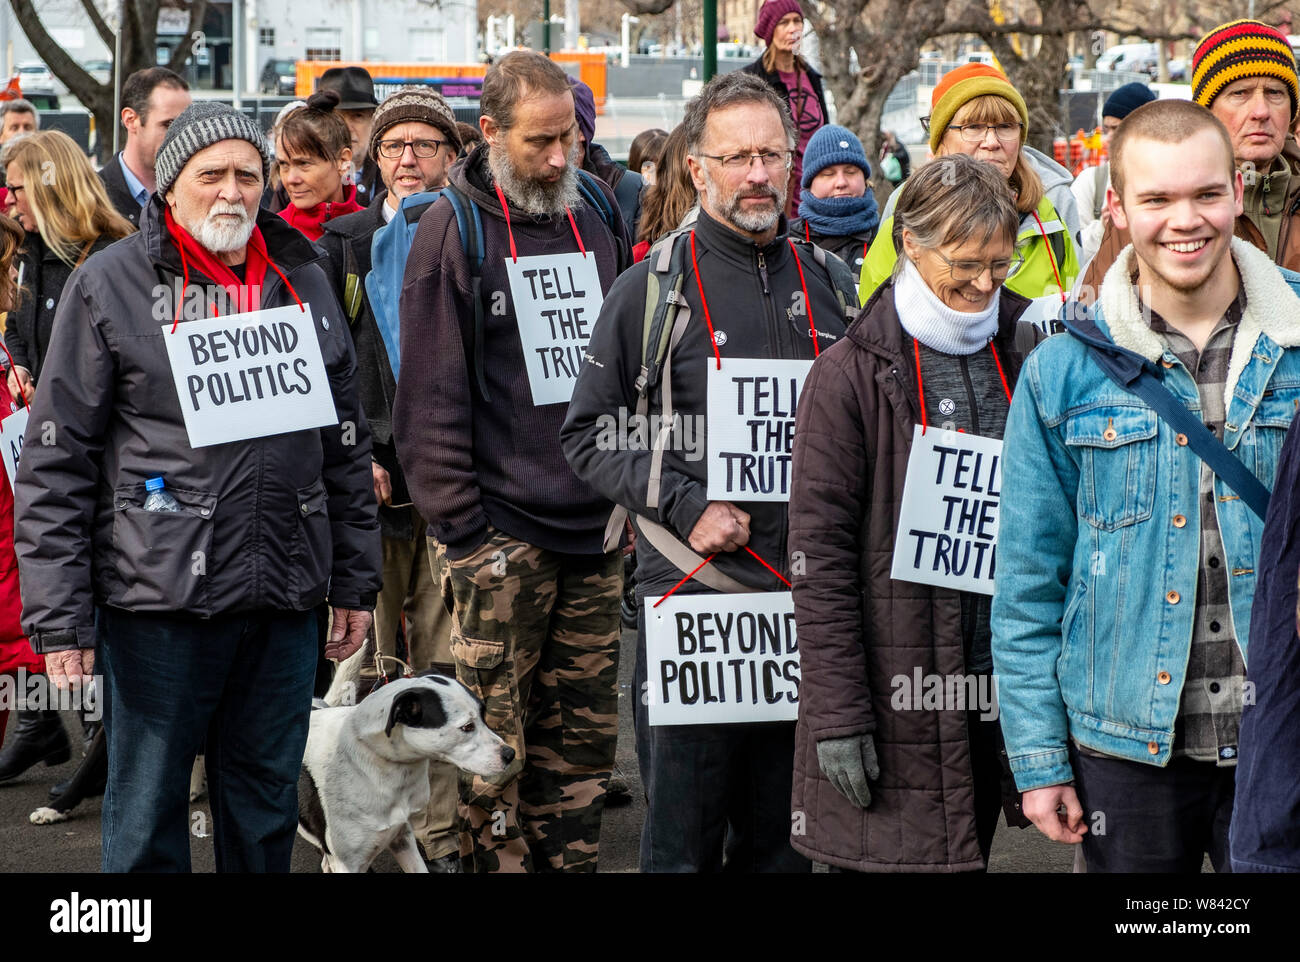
[392,144,631,559]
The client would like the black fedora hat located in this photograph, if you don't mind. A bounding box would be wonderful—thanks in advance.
[317,66,378,110]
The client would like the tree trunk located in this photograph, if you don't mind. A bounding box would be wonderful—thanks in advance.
[9,0,206,162]
[807,0,949,205]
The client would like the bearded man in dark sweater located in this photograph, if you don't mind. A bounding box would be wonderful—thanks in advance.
[392,50,631,874]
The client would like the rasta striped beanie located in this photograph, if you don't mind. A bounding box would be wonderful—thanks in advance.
[1192,20,1299,118]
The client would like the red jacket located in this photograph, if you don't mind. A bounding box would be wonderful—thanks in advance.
[0,381,41,675]
[278,182,363,242]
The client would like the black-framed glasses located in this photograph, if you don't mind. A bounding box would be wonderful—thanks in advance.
[698,150,793,171]
[376,138,447,159]
[932,249,1023,282]
[7,184,24,196]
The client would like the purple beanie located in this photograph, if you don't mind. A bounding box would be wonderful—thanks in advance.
[567,75,597,145]
[754,0,803,44]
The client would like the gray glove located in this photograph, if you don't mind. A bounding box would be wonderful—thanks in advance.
[816,734,880,809]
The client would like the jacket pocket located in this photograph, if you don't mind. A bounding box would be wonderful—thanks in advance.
[110,484,217,613]
[1243,385,1300,486]
[1064,406,1158,531]
[290,478,332,608]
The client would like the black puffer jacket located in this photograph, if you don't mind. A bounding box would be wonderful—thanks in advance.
[561,208,850,600]
[15,199,382,653]
[6,231,120,383]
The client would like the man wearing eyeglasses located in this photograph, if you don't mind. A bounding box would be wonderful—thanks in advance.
[317,87,464,871]
[562,71,853,872]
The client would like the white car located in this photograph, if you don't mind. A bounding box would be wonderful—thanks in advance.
[16,61,62,94]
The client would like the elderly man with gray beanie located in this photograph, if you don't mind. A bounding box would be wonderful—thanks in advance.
[13,100,382,872]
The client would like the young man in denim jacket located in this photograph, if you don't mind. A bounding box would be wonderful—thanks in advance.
[992,99,1300,872]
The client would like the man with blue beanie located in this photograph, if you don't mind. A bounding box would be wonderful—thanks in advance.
[789,124,879,282]
[1070,81,1156,261]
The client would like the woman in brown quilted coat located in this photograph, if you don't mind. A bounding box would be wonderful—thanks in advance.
[788,154,1035,871]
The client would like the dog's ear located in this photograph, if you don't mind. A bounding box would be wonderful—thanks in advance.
[384,689,447,737]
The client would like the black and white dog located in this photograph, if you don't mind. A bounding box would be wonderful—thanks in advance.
[298,670,513,873]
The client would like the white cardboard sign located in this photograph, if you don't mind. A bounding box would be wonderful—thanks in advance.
[891,424,1003,595]
[645,591,800,725]
[161,302,338,448]
[505,252,604,406]
[1023,293,1067,339]
[0,403,29,491]
[706,358,813,502]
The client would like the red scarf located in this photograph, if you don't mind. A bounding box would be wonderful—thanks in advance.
[164,206,280,330]
[277,182,363,241]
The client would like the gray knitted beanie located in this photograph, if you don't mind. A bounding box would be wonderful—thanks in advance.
[154,101,272,196]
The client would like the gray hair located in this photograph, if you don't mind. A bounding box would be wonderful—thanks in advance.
[682,71,795,156]
[890,154,1019,280]
[0,99,39,128]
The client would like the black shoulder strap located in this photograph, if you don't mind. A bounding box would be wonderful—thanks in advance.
[442,183,491,402]
[1067,303,1271,519]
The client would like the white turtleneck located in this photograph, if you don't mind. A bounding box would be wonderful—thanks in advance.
[893,258,1001,356]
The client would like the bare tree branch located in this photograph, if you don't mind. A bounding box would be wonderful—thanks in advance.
[165,1,210,74]
[78,0,115,51]
[8,0,100,105]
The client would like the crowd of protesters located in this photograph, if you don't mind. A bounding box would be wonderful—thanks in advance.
[0,4,1298,878]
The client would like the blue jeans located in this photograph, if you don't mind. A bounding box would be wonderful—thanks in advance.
[634,602,810,873]
[99,607,318,872]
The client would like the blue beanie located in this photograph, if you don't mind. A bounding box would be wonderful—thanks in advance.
[800,125,871,188]
[1102,82,1156,120]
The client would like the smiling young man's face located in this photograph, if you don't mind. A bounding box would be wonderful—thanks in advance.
[1110,126,1243,299]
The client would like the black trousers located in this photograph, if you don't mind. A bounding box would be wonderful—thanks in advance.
[1071,744,1235,873]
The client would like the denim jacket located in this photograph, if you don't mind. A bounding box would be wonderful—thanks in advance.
[991,238,1300,792]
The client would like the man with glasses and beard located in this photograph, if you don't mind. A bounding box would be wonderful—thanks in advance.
[393,50,630,873]
[13,102,381,872]
[561,71,853,872]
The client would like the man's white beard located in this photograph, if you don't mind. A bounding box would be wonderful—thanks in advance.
[487,144,580,216]
[700,162,785,234]
[188,201,255,253]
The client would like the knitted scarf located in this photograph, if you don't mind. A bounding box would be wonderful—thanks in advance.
[797,189,880,238]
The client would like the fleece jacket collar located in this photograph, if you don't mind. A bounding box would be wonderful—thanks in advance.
[1098,236,1300,408]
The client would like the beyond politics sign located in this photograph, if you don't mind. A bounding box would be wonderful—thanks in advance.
[644,591,800,725]
[162,303,338,448]
[891,425,1003,595]
[706,358,813,502]
[506,252,604,406]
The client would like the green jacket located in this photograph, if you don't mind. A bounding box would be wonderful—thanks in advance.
[858,195,1080,307]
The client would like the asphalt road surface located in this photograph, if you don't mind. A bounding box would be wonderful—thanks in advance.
[0,625,1075,873]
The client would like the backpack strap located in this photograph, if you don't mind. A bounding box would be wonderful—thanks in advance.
[1092,163,1107,222]
[791,238,861,320]
[442,182,491,402]
[601,229,692,553]
[1067,303,1271,520]
[575,169,617,231]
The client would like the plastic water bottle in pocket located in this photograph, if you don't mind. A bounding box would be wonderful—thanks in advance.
[142,476,182,513]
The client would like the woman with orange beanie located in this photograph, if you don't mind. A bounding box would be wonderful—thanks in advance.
[860,64,1081,333]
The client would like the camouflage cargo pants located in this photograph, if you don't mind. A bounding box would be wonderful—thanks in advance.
[437,528,621,873]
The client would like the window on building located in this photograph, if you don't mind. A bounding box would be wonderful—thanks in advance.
[259,27,275,46]
[410,28,445,62]
[305,27,342,62]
